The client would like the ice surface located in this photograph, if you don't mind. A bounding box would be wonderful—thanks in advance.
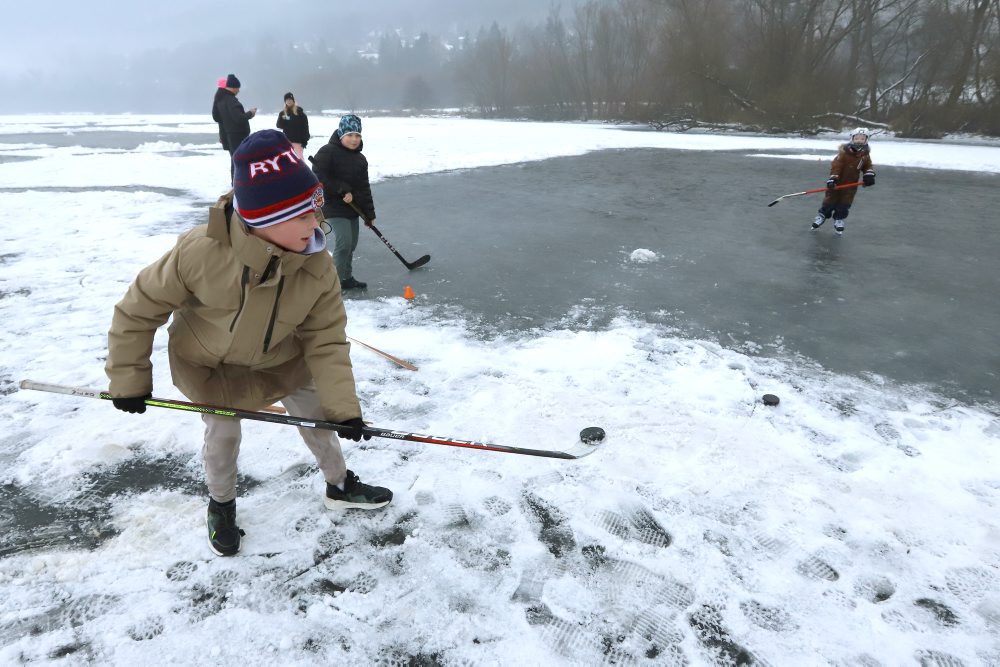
[1,115,998,665]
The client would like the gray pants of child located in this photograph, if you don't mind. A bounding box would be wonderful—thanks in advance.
[326,216,360,281]
[201,384,347,503]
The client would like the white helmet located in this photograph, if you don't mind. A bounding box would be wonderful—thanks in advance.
[849,127,870,143]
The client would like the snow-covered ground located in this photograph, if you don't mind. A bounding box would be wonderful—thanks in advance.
[1,115,998,665]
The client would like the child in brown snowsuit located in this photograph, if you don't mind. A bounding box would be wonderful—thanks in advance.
[812,128,876,235]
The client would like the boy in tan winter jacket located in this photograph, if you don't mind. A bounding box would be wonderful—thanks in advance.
[106,129,392,557]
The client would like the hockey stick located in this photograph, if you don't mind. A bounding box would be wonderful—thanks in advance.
[347,201,430,270]
[20,380,599,460]
[348,336,417,371]
[767,181,865,207]
[242,334,416,415]
[306,155,429,270]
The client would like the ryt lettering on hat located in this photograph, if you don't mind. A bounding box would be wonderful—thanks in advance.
[248,149,301,178]
[232,130,322,228]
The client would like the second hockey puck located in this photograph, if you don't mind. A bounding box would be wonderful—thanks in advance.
[762,394,780,406]
[579,426,606,444]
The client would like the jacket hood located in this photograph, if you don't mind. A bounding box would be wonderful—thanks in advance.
[840,142,870,157]
[207,192,328,280]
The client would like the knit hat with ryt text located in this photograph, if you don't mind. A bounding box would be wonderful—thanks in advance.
[232,130,323,228]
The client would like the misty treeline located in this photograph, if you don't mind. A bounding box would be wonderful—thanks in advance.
[7,0,998,137]
[305,0,1000,137]
[282,0,1000,137]
[453,0,1000,137]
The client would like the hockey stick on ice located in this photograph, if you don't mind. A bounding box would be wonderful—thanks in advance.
[307,154,430,270]
[260,338,416,385]
[229,334,416,415]
[767,181,865,207]
[20,380,601,460]
[347,201,430,270]
[348,336,417,371]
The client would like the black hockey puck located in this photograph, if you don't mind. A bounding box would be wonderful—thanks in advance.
[762,394,780,406]
[579,426,606,444]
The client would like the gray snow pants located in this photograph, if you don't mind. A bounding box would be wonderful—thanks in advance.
[201,384,347,503]
[326,216,360,281]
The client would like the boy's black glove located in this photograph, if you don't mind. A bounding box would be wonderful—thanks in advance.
[336,417,372,441]
[826,177,837,190]
[863,172,875,187]
[112,393,151,414]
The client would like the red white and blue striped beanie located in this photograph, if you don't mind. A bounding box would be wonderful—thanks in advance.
[232,130,323,228]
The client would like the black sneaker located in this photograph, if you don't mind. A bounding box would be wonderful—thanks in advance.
[324,470,393,510]
[341,277,367,290]
[206,498,244,556]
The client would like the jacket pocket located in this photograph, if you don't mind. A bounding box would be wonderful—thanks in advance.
[168,312,227,368]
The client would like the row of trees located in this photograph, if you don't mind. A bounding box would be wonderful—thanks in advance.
[4,0,998,137]
[294,0,1000,137]
[450,0,1000,136]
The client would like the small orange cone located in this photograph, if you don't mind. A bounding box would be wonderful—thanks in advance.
[403,285,415,300]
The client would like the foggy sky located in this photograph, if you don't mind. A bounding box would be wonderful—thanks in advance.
[2,0,579,112]
[2,0,564,77]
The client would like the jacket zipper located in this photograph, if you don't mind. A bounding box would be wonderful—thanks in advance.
[262,276,285,354]
[229,266,250,332]
[260,255,280,283]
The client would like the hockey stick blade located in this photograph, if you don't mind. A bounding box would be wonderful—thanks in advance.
[20,380,598,460]
[405,254,431,270]
[346,200,430,271]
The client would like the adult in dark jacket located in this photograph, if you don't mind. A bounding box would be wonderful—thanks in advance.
[275,92,310,158]
[310,114,375,290]
[215,74,258,175]
[211,82,229,150]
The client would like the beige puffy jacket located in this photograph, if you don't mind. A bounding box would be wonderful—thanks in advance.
[106,193,361,421]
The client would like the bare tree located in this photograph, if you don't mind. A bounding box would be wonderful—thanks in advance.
[850,0,922,119]
[945,0,993,107]
[455,22,515,115]
[657,0,738,120]
[736,0,862,120]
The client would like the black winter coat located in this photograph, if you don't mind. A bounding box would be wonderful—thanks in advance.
[311,130,375,221]
[211,88,229,149]
[215,90,253,153]
[276,109,310,146]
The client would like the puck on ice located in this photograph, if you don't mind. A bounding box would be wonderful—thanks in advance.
[762,394,780,406]
[579,426,606,444]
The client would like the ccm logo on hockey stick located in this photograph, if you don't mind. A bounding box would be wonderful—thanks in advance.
[379,430,479,445]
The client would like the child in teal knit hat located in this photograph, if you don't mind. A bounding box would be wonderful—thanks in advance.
[310,114,377,290]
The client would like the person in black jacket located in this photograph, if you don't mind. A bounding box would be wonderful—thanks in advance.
[211,78,228,150]
[276,92,310,159]
[214,74,257,179]
[310,114,375,290]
